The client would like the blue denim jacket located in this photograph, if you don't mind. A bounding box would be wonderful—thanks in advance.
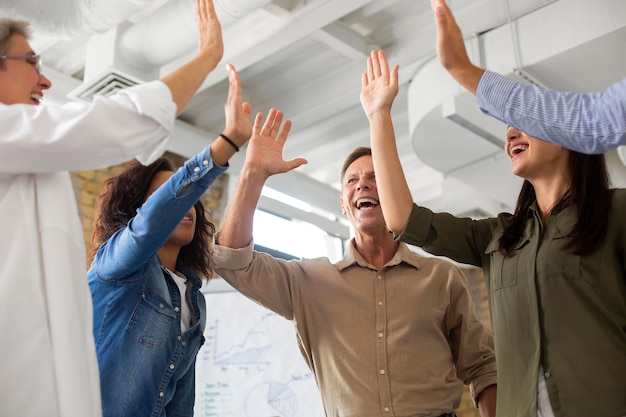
[87,148,227,417]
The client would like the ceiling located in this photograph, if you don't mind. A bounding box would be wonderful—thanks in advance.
[3,0,626,239]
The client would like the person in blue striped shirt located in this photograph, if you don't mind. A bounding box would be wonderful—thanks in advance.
[430,0,626,155]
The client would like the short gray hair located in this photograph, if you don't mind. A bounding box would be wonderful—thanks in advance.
[0,19,31,68]
[340,146,372,185]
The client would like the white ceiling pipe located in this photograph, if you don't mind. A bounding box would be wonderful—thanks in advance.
[119,0,273,68]
[0,0,160,38]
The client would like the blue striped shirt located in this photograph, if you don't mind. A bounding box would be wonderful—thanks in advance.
[476,70,626,154]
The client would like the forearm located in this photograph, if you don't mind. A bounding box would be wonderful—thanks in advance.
[368,111,414,234]
[477,385,497,417]
[449,65,485,95]
[216,166,267,249]
[95,151,226,278]
[209,133,244,167]
[161,53,221,115]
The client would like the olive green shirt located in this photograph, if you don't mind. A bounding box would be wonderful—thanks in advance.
[397,190,626,417]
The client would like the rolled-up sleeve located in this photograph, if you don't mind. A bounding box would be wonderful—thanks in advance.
[213,242,297,320]
[0,80,176,174]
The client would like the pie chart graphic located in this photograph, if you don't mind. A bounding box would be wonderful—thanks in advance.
[244,381,298,417]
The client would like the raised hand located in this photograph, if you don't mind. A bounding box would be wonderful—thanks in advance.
[161,0,225,114]
[360,50,399,120]
[431,0,483,93]
[195,0,224,66]
[244,109,307,179]
[222,64,252,148]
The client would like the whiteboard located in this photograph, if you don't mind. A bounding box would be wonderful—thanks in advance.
[194,289,325,417]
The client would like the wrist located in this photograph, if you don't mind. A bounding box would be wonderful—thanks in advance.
[366,110,393,124]
[221,129,248,147]
[219,133,240,152]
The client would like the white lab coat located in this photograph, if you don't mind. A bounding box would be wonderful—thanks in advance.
[0,81,176,417]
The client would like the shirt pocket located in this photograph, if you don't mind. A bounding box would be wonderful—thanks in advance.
[127,288,175,349]
[485,237,530,292]
[544,235,587,284]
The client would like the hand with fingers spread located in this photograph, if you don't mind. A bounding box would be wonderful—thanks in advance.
[360,50,399,120]
[216,109,306,249]
[244,108,308,179]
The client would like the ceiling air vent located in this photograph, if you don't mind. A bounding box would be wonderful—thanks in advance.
[68,69,141,102]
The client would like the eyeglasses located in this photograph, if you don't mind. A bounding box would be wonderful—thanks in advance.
[0,54,42,75]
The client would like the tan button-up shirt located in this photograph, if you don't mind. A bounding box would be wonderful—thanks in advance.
[213,240,497,417]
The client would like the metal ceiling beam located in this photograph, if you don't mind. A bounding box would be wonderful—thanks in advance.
[314,21,378,61]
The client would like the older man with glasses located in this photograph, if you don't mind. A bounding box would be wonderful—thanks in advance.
[0,1,226,416]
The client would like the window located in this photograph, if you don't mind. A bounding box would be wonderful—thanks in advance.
[253,209,344,263]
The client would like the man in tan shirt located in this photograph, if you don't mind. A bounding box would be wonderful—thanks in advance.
[213,110,497,417]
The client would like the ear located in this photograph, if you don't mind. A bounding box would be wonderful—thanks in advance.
[339,195,347,215]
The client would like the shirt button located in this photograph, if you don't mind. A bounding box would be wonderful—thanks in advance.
[159,303,164,308]
[378,332,384,338]
[174,307,180,312]
[544,372,551,379]
[159,392,164,398]
[169,364,175,370]
[194,166,200,173]
[377,275,382,280]
[182,341,187,346]
[378,301,383,306]
[202,160,208,166]
[379,369,386,375]
[384,407,390,412]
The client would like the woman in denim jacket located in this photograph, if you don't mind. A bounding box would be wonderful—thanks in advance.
[86,66,285,417]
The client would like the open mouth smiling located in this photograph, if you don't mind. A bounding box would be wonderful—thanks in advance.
[30,92,42,104]
[355,198,379,210]
[510,144,528,156]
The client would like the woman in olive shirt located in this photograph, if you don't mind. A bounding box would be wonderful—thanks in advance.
[361,50,626,417]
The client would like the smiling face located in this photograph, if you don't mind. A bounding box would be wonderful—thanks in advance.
[147,170,197,248]
[0,34,51,105]
[340,154,387,234]
[505,126,570,182]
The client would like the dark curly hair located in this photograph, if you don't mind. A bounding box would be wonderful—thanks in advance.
[89,157,215,279]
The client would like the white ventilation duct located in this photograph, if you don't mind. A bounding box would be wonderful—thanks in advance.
[0,0,273,67]
[407,0,626,208]
[0,0,162,38]
[119,0,273,68]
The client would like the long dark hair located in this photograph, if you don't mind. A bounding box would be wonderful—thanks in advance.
[499,150,611,256]
[89,157,215,279]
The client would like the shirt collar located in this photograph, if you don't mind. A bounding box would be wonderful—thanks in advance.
[335,238,422,271]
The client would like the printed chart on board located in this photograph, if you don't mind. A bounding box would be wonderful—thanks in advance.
[194,290,324,417]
